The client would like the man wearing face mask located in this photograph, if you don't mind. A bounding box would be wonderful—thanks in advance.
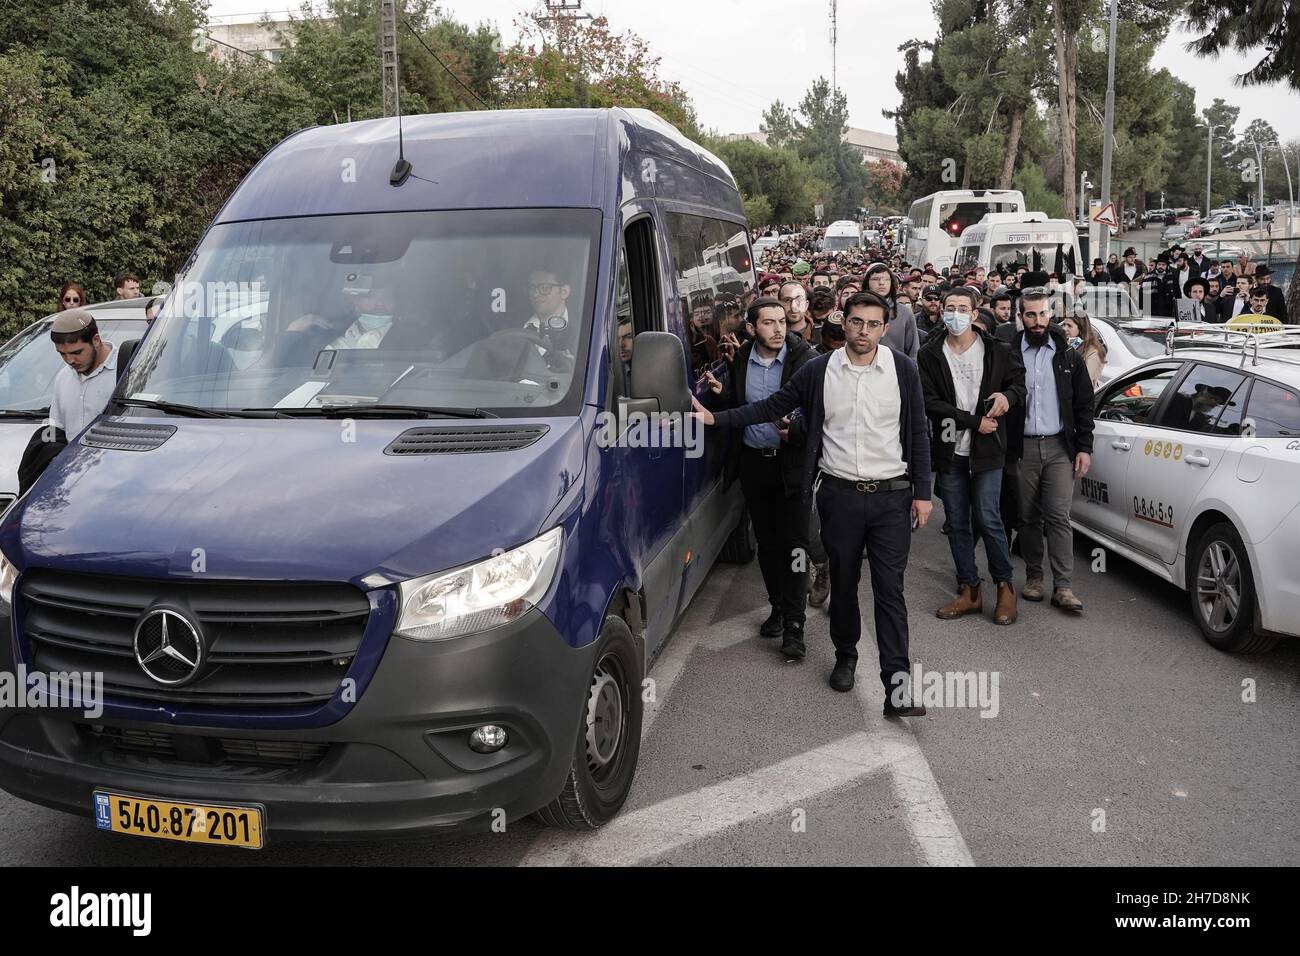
[919,287,1025,625]
[279,272,399,366]
[1009,287,1095,613]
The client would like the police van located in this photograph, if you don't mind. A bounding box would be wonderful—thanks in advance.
[1072,326,1300,653]
[0,108,756,844]
[951,213,1081,278]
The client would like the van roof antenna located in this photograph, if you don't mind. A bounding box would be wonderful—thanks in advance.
[381,0,412,186]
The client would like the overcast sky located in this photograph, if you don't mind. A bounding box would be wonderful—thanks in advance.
[205,0,1300,148]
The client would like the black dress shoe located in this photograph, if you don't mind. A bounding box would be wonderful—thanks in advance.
[883,698,927,717]
[829,658,855,692]
[780,622,805,659]
[759,607,784,638]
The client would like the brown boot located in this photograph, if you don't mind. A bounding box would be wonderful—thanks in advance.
[936,583,982,619]
[993,581,1017,625]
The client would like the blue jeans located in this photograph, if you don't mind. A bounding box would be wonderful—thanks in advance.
[938,456,1014,588]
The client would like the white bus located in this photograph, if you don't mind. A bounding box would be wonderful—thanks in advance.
[903,189,1026,272]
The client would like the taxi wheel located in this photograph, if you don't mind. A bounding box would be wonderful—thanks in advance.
[533,617,643,829]
[1189,523,1277,653]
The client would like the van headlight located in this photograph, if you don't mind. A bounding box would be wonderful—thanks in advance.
[0,551,17,610]
[394,527,563,641]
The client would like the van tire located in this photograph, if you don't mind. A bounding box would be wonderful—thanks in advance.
[1188,522,1278,653]
[719,514,756,564]
[533,617,643,829]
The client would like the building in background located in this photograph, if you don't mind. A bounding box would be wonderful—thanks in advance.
[723,127,901,166]
[202,15,333,64]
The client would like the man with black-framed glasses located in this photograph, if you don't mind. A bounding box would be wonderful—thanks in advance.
[691,291,934,713]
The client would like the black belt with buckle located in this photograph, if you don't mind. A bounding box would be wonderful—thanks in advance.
[743,445,779,458]
[821,473,911,494]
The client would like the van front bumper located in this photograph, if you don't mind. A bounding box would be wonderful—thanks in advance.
[0,607,596,842]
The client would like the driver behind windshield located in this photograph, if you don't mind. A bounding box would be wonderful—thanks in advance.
[277,272,397,365]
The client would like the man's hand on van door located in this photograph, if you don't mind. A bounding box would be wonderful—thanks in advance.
[703,370,723,395]
[689,393,715,426]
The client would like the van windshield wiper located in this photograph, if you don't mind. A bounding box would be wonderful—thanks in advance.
[0,407,48,418]
[270,404,496,419]
[117,398,236,419]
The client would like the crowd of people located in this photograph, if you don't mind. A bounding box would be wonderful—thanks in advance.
[685,222,1167,711]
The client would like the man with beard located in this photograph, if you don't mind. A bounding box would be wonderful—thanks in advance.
[702,298,815,657]
[1182,276,1211,322]
[917,284,944,340]
[693,292,933,712]
[1143,255,1178,318]
[779,279,812,343]
[1009,287,1094,613]
[1252,266,1288,321]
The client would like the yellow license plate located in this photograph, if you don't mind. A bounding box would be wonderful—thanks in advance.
[94,791,264,849]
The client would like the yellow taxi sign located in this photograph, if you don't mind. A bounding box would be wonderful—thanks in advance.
[1225,315,1283,333]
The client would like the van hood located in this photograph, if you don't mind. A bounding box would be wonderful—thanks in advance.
[0,416,584,586]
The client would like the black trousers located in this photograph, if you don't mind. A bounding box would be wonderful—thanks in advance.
[816,479,913,690]
[739,449,809,625]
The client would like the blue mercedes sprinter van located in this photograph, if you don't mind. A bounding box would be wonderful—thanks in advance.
[0,108,755,843]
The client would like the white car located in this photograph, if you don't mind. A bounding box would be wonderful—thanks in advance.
[1072,328,1300,653]
[1089,316,1166,387]
[0,299,149,510]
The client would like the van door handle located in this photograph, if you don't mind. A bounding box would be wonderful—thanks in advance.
[1184,454,1211,467]
[1111,440,1131,451]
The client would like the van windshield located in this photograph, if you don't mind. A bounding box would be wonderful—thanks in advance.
[822,236,859,252]
[122,209,600,417]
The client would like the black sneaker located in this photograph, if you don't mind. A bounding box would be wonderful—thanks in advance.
[759,607,784,638]
[829,657,855,692]
[780,622,806,659]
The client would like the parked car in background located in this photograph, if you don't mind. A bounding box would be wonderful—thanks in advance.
[1163,222,1194,244]
[1200,212,1251,236]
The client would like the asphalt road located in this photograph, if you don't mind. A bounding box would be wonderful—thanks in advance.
[3,519,1298,866]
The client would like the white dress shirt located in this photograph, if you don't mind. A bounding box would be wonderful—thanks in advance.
[819,345,905,481]
[50,343,117,439]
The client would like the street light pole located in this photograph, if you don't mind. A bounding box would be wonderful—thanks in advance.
[1204,122,1216,219]
[1097,0,1119,262]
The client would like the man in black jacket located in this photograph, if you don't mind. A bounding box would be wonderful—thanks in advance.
[1009,287,1095,612]
[704,297,816,657]
[1142,256,1179,318]
[693,292,933,713]
[919,287,1026,626]
[1253,266,1289,322]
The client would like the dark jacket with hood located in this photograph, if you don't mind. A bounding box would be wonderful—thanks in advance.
[1006,324,1096,462]
[863,263,919,359]
[918,324,1026,475]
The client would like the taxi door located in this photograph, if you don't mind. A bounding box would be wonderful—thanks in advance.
[1077,363,1185,543]
[1123,362,1249,564]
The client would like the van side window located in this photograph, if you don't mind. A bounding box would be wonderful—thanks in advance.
[665,212,751,379]
[613,245,634,398]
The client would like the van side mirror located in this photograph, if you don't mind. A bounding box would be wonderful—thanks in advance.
[628,331,691,415]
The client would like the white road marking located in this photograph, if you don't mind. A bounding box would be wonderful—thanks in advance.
[521,732,913,866]
[521,562,974,867]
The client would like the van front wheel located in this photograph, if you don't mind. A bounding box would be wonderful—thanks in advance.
[533,618,643,829]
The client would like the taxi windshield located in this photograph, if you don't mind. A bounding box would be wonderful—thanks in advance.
[121,209,599,417]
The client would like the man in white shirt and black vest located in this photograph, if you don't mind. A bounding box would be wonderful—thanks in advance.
[692,291,934,715]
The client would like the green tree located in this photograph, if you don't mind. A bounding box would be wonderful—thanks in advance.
[711,137,820,223]
[1185,0,1300,91]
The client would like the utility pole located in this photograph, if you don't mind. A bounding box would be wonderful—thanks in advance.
[539,1,592,108]
[380,0,399,118]
[1097,0,1118,262]
[829,0,838,94]
[1202,122,1218,218]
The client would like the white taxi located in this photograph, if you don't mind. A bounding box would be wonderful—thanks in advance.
[1072,326,1300,653]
